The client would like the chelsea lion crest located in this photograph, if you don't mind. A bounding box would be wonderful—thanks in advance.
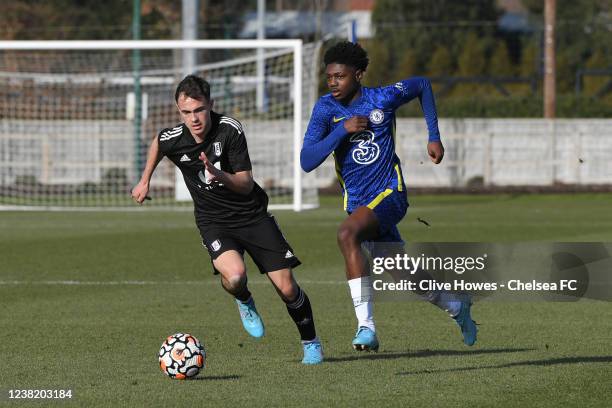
[369,109,384,124]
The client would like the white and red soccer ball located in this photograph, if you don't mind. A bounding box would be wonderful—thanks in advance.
[159,333,206,379]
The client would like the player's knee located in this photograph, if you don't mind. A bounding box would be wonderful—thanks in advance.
[279,281,298,302]
[223,273,247,292]
[337,224,359,248]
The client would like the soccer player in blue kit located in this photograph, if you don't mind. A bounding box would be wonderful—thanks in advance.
[301,41,477,351]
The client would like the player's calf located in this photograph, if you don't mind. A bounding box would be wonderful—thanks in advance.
[282,286,323,364]
[218,268,264,338]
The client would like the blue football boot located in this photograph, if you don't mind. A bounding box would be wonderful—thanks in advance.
[236,298,265,338]
[453,300,477,346]
[302,339,324,365]
[352,326,379,352]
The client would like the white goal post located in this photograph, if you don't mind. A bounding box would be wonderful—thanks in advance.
[0,40,321,211]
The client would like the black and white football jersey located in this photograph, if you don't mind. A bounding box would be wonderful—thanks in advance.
[158,112,269,227]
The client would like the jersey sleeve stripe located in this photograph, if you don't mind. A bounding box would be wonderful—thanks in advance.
[159,125,183,139]
[220,118,243,132]
[221,116,241,128]
[220,117,243,133]
[160,133,182,141]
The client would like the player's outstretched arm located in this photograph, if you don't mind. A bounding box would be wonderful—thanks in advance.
[385,77,442,137]
[199,151,254,195]
[413,78,444,164]
[385,77,444,164]
[131,135,163,204]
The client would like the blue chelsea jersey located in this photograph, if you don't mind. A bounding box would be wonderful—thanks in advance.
[302,77,441,212]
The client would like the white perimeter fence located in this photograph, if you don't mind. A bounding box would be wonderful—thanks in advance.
[1,119,610,198]
[310,119,612,189]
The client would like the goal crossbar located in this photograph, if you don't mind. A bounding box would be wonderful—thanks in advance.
[0,39,302,50]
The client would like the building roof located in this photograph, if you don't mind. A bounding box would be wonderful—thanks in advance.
[240,11,372,39]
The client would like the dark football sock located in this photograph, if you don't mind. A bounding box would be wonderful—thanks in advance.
[234,286,252,303]
[285,287,316,341]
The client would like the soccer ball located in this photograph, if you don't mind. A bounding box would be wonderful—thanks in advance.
[158,333,206,379]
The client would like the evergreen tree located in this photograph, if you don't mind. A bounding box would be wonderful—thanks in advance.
[584,49,608,95]
[393,49,418,81]
[457,32,487,77]
[427,46,453,77]
[362,39,391,88]
[489,41,514,76]
[371,0,500,81]
[522,0,612,94]
[520,41,540,78]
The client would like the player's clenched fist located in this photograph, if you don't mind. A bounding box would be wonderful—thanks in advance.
[427,141,444,164]
[131,181,149,204]
[343,115,369,133]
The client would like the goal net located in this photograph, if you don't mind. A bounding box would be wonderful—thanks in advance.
[0,40,321,210]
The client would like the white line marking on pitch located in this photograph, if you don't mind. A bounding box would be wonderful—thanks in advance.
[0,280,345,286]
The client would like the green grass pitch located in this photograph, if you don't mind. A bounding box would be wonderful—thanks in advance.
[1,193,611,407]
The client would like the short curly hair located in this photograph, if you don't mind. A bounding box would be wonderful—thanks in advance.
[175,75,211,103]
[323,41,369,71]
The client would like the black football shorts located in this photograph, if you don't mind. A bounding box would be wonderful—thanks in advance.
[198,214,301,274]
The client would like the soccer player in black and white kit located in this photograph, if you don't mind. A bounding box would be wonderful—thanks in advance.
[131,75,323,365]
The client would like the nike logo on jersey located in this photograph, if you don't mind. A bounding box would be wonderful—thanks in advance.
[332,116,346,123]
[180,154,190,162]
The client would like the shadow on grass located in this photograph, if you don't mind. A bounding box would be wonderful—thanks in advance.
[325,347,533,363]
[191,375,241,381]
[397,355,612,376]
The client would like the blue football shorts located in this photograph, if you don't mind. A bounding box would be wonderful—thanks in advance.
[362,188,408,243]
